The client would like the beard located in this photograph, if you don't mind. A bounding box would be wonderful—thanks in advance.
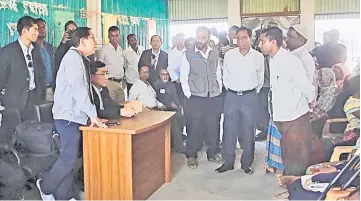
[195,42,207,50]
[162,79,169,83]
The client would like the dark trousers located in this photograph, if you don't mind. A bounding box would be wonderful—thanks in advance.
[186,95,222,159]
[256,87,270,133]
[41,120,80,200]
[287,178,321,200]
[222,91,256,168]
[126,82,133,95]
[171,111,185,150]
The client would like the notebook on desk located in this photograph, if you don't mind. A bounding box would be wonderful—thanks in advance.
[122,100,143,113]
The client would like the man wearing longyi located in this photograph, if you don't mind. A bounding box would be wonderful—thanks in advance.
[90,61,137,119]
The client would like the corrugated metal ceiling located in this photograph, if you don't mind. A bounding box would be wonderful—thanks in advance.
[315,0,360,14]
[168,0,228,21]
[241,0,299,14]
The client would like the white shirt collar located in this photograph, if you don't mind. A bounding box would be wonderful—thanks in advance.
[152,48,160,56]
[18,39,34,53]
[195,45,212,54]
[291,45,306,54]
[108,43,120,50]
[172,47,186,52]
[92,85,103,92]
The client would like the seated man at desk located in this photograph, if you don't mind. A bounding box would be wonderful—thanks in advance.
[128,65,165,110]
[90,61,137,119]
[153,68,186,153]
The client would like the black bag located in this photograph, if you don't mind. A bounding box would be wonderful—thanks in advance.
[15,121,57,155]
[0,158,26,200]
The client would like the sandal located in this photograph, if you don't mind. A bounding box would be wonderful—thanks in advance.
[187,158,198,169]
[273,191,289,200]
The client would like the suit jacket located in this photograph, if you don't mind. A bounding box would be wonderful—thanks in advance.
[0,41,45,110]
[40,41,56,89]
[138,49,168,86]
[153,80,181,109]
[92,86,121,119]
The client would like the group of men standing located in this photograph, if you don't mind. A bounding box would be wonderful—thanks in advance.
[169,23,316,177]
[0,14,317,200]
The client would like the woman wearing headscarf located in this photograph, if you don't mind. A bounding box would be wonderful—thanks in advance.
[311,68,338,121]
[332,44,350,92]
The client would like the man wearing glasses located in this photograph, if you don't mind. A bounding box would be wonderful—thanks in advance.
[36,27,107,201]
[0,16,45,121]
[90,61,137,119]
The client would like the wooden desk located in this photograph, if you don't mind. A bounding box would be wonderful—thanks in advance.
[80,110,175,200]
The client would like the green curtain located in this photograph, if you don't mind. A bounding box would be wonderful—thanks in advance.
[102,0,169,49]
[0,0,86,48]
[118,20,148,49]
[156,20,170,49]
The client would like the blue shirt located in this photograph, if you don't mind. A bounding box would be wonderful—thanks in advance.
[40,46,53,85]
[52,47,97,125]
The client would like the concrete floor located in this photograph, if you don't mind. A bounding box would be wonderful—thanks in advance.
[25,141,283,200]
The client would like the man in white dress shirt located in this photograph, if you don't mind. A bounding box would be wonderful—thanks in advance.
[97,26,125,103]
[123,34,145,93]
[216,27,264,174]
[259,27,316,176]
[180,26,223,169]
[129,65,165,109]
[286,24,315,84]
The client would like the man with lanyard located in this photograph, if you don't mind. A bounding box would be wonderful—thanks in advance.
[36,27,107,201]
[180,26,223,169]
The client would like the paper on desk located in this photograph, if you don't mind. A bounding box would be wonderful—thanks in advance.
[123,100,142,113]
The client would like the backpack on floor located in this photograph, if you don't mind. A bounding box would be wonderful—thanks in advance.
[15,121,58,156]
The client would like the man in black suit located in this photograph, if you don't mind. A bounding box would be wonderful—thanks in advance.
[138,35,168,86]
[90,61,137,119]
[0,16,45,121]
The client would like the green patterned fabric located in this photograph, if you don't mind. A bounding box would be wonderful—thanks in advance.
[0,0,87,48]
[102,0,169,49]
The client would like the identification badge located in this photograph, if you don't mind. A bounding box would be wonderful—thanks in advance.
[236,91,243,96]
[160,89,166,94]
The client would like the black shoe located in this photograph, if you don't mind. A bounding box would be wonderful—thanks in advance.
[207,154,224,164]
[215,162,234,173]
[243,167,253,174]
[255,131,267,141]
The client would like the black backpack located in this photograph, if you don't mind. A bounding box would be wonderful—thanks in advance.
[15,121,59,156]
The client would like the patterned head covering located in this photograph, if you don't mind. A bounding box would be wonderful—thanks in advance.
[317,68,338,112]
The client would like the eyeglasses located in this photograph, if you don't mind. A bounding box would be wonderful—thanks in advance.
[95,72,109,76]
[26,54,33,68]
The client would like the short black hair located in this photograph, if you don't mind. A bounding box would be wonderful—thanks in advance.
[151,35,162,42]
[262,27,283,47]
[108,26,119,34]
[90,61,106,75]
[70,27,91,47]
[127,34,136,41]
[229,25,239,33]
[17,16,36,35]
[138,65,150,72]
[196,26,211,38]
[34,18,46,24]
[64,20,77,31]
[236,26,252,38]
